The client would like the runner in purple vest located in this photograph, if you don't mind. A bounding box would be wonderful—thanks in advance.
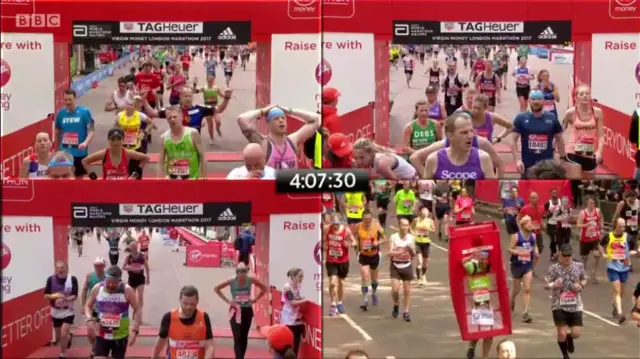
[44,260,79,359]
[423,113,496,179]
[425,85,447,123]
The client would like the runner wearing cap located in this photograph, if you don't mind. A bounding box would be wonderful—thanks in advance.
[264,325,296,359]
[81,257,107,357]
[510,90,567,178]
[237,105,321,169]
[324,133,354,169]
[82,128,150,180]
[322,87,342,134]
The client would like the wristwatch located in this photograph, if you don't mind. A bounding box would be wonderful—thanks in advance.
[132,329,140,335]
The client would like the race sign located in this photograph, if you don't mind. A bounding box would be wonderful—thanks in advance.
[71,21,251,45]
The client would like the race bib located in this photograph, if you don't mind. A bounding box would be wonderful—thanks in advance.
[123,131,138,146]
[575,137,595,154]
[518,251,531,262]
[62,132,79,146]
[611,249,626,261]
[472,289,490,303]
[362,240,373,250]
[395,252,411,262]
[516,76,529,85]
[403,200,413,208]
[349,205,361,213]
[586,228,597,238]
[329,248,343,258]
[559,292,577,307]
[169,159,190,176]
[462,212,471,220]
[235,292,251,303]
[100,313,121,328]
[543,100,556,112]
[176,349,199,359]
[528,134,548,152]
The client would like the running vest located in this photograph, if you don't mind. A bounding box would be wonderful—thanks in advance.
[357,222,381,256]
[605,232,631,272]
[390,233,414,268]
[102,148,129,180]
[87,272,104,292]
[510,231,535,268]
[266,137,297,170]
[280,284,302,325]
[443,74,464,107]
[48,275,74,319]
[202,87,218,105]
[568,109,598,157]
[434,148,484,180]
[118,111,143,150]
[580,209,601,242]
[428,68,440,85]
[325,226,349,263]
[428,101,442,120]
[167,309,207,359]
[547,199,561,225]
[344,192,365,219]
[556,206,572,229]
[414,217,432,243]
[473,112,493,140]
[27,154,48,178]
[456,197,473,223]
[230,277,253,307]
[126,252,145,274]
[621,200,639,234]
[164,129,200,179]
[409,120,437,150]
[373,153,418,179]
[113,90,133,108]
[514,66,531,88]
[395,190,416,216]
[478,73,498,98]
[96,283,129,340]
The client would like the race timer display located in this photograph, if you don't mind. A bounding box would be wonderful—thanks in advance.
[276,169,370,193]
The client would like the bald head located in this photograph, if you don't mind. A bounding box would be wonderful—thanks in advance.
[243,143,266,171]
[615,217,626,233]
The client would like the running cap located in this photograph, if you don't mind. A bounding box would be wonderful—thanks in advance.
[265,325,294,352]
[322,87,341,104]
[559,243,573,256]
[266,108,286,122]
[94,257,107,265]
[108,128,125,139]
[105,265,122,280]
[529,90,544,100]
[328,133,353,158]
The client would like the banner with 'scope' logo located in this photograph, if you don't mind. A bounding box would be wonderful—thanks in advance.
[71,21,251,45]
[392,21,572,45]
[70,202,251,227]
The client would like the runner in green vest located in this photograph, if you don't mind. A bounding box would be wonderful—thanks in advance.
[394,181,417,223]
[195,76,222,144]
[517,45,529,60]
[402,100,441,160]
[160,108,204,179]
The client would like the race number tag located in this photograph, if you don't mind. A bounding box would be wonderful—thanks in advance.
[349,205,360,213]
[235,292,251,303]
[403,200,413,208]
[559,292,577,306]
[430,76,439,83]
[575,137,595,154]
[362,240,373,250]
[528,134,548,153]
[517,250,531,262]
[517,76,529,85]
[462,212,471,220]
[543,100,556,112]
[62,132,80,146]
[123,131,138,146]
[472,289,490,303]
[169,159,190,176]
[176,349,199,359]
[100,313,121,328]
[329,248,343,258]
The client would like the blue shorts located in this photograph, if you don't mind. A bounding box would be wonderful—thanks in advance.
[607,268,630,283]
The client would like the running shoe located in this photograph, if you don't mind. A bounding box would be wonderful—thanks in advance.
[360,300,369,311]
[392,304,400,319]
[336,303,345,314]
[403,312,411,322]
[566,334,575,353]
[328,305,337,316]
[522,312,532,323]
[371,294,379,306]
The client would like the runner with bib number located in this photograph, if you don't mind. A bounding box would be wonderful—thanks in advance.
[509,216,538,324]
[355,210,385,311]
[577,196,603,283]
[324,214,357,316]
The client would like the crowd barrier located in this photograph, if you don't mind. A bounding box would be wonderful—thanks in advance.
[269,286,321,358]
[475,180,573,206]
[184,242,237,268]
[71,53,134,98]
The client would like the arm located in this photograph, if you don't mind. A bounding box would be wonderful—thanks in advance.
[423,153,438,179]
[127,149,150,168]
[189,129,206,178]
[410,140,446,176]
[203,313,215,359]
[82,150,106,174]
[491,113,514,141]
[143,255,151,282]
[376,155,399,179]
[158,138,166,177]
[595,107,605,159]
[84,285,99,318]
[562,109,573,130]
[214,279,234,304]
[65,276,79,301]
[213,89,232,114]
[251,277,268,303]
[402,124,414,153]
[507,235,520,256]
[554,130,567,158]
[440,103,447,121]
[576,211,586,228]
[510,132,521,162]
[153,313,171,359]
[43,277,60,301]
[552,85,561,102]
[81,273,91,308]
[83,116,96,147]
[495,76,502,100]
[237,108,267,144]
[612,202,624,225]
[479,151,497,179]
[19,157,31,178]
[104,93,117,112]
[287,108,321,145]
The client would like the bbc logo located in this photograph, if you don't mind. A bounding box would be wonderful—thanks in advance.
[15,14,61,28]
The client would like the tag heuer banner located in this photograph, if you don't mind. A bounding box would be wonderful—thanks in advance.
[71,202,252,227]
[72,21,251,45]
[392,21,571,45]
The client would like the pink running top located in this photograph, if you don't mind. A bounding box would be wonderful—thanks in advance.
[567,108,598,156]
[266,137,298,170]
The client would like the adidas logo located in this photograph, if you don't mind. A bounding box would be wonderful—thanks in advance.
[538,27,557,40]
[218,27,237,40]
[218,208,236,221]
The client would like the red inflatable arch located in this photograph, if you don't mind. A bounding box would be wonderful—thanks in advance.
[2,180,320,359]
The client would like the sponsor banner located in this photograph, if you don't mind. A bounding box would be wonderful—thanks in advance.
[185,244,221,267]
[70,202,252,227]
[591,33,640,113]
[2,216,54,302]
[72,21,251,45]
[392,21,572,45]
[287,0,356,20]
[609,0,640,19]
[551,51,574,64]
[1,33,54,137]
[2,291,52,359]
[271,287,322,359]
[268,213,321,304]
[270,33,375,115]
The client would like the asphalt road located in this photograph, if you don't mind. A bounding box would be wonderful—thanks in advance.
[323,207,640,358]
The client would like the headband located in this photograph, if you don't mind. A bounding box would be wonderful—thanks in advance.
[48,159,73,168]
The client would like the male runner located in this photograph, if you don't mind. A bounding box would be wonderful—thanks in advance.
[44,260,79,359]
[355,209,385,310]
[503,187,525,236]
[156,106,206,179]
[389,218,416,321]
[55,88,95,178]
[545,189,562,259]
[433,180,452,241]
[324,214,357,316]
[518,192,545,257]
[81,257,107,357]
[508,215,539,324]
[394,182,417,223]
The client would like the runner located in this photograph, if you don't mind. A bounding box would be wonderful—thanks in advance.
[155,106,206,179]
[221,53,235,87]
[352,139,418,179]
[470,94,513,142]
[394,181,417,223]
[179,50,192,79]
[105,228,121,266]
[563,85,604,179]
[508,215,539,324]
[443,62,468,116]
[454,188,474,225]
[82,128,150,180]
[167,64,188,105]
[134,62,162,110]
[612,190,640,267]
[423,113,495,179]
[55,88,95,179]
[426,85,447,125]
[513,57,534,112]
[264,325,297,359]
[576,196,603,283]
[544,243,586,359]
[460,45,470,69]
[425,60,444,90]
[85,265,142,359]
[279,268,308,356]
[474,59,501,112]
[373,180,391,227]
[81,257,107,358]
[123,242,150,312]
[324,213,357,316]
[20,132,52,178]
[416,45,425,65]
[411,206,435,285]
[402,100,442,156]
[194,75,223,144]
[503,187,525,237]
[511,90,567,178]
[401,52,415,87]
[545,189,562,260]
[344,192,366,228]
[388,218,416,321]
[518,192,545,259]
[104,78,134,112]
[599,218,635,324]
[70,227,85,257]
[44,260,79,359]
[138,229,151,257]
[214,263,268,359]
[433,180,452,242]
[237,105,321,170]
[555,197,574,251]
[418,179,436,212]
[470,54,486,82]
[537,69,561,119]
[355,210,385,310]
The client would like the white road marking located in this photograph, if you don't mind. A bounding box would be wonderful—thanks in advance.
[339,313,373,341]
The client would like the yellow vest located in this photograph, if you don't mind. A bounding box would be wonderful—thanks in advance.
[414,217,432,243]
[606,232,628,262]
[344,192,365,219]
[118,111,142,150]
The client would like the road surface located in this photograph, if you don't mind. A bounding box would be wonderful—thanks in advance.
[323,205,640,358]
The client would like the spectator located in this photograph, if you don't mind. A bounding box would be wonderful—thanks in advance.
[626,108,640,179]
[234,229,255,266]
[497,339,517,359]
[322,87,342,134]
[324,133,354,169]
[264,325,296,359]
[345,349,370,359]
[227,143,277,179]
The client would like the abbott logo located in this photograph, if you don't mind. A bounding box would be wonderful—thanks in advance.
[73,25,88,37]
[610,0,639,18]
[394,24,409,36]
[73,206,88,218]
